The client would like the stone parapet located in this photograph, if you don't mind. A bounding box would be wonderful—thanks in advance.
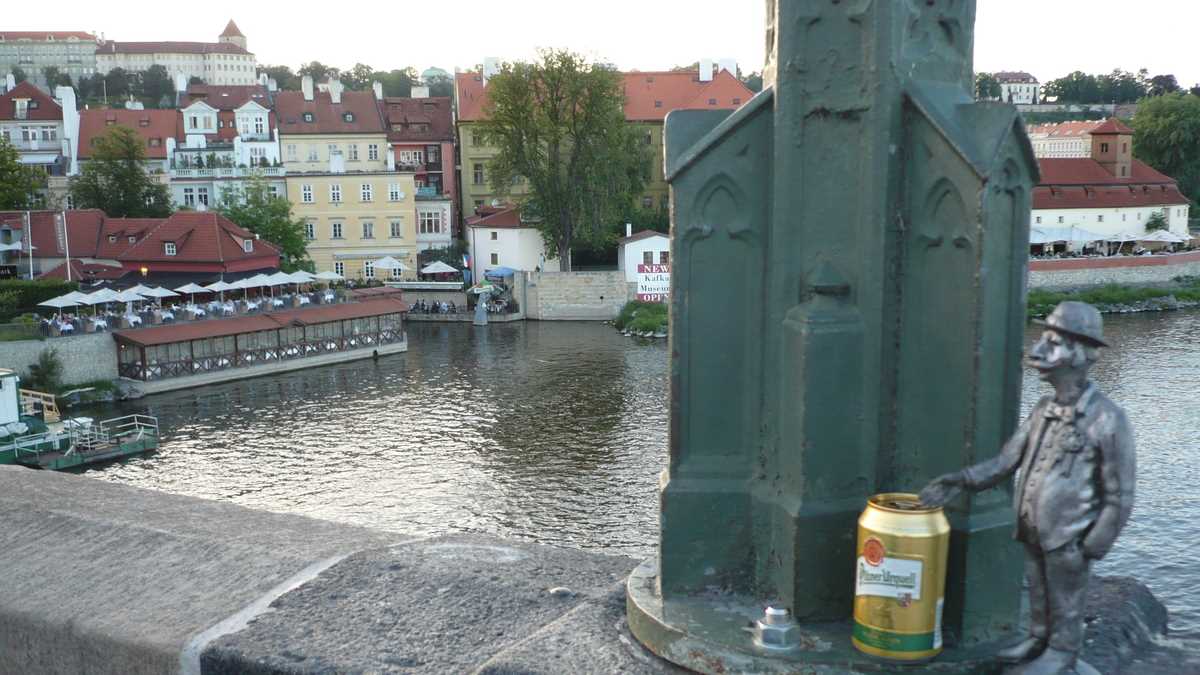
[0,331,117,385]
[1029,252,1200,290]
[525,271,631,321]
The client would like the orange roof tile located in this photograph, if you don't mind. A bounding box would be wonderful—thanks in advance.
[1091,118,1134,135]
[78,108,181,159]
[275,90,385,135]
[0,31,96,41]
[0,81,63,122]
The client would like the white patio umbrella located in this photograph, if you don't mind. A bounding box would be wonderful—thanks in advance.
[38,294,82,318]
[203,280,233,302]
[127,284,156,295]
[285,270,316,293]
[140,286,179,308]
[373,256,407,274]
[175,283,208,305]
[1140,230,1189,243]
[85,288,121,316]
[263,271,295,298]
[314,270,344,282]
[420,261,459,275]
[113,289,148,315]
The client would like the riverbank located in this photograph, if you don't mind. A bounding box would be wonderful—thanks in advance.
[1026,278,1200,318]
[614,301,668,339]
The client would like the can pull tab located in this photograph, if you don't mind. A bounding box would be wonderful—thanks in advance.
[753,606,799,651]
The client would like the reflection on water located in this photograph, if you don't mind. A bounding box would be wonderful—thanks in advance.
[89,314,1199,640]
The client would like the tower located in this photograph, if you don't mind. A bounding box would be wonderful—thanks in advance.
[219,20,247,51]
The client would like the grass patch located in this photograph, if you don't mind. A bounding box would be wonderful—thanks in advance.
[1028,279,1200,318]
[615,301,668,333]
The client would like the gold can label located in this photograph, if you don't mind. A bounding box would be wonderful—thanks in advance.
[851,493,950,662]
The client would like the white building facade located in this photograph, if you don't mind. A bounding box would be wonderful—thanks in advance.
[617,229,671,282]
[416,194,453,252]
[0,32,99,87]
[996,71,1040,105]
[95,24,255,87]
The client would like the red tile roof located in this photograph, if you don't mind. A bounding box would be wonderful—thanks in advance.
[1027,121,1103,138]
[39,259,129,281]
[995,71,1038,83]
[465,204,524,228]
[0,81,63,122]
[119,211,279,264]
[97,41,250,56]
[0,210,105,258]
[1038,158,1174,186]
[183,85,270,110]
[114,297,408,347]
[220,20,245,38]
[1034,157,1188,210]
[275,90,385,135]
[455,68,754,123]
[380,97,454,142]
[0,31,96,41]
[1090,118,1134,135]
[78,108,181,159]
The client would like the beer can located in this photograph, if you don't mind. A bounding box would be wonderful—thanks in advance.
[851,493,950,662]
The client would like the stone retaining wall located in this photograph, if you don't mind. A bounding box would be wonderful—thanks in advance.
[0,332,117,384]
[525,271,631,321]
[1028,251,1200,290]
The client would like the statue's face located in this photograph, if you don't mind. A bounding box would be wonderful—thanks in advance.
[1027,329,1087,382]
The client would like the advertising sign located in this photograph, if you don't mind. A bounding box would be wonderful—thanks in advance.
[636,264,670,302]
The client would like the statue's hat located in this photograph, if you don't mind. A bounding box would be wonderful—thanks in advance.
[1035,301,1108,347]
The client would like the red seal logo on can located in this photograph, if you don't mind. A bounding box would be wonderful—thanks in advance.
[863,537,886,567]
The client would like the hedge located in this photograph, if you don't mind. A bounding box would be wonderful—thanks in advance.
[0,279,79,322]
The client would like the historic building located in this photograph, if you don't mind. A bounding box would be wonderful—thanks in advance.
[465,204,557,281]
[279,77,418,280]
[94,22,256,87]
[454,61,753,223]
[995,71,1040,104]
[77,108,180,175]
[0,81,80,179]
[1027,120,1104,159]
[172,84,284,208]
[379,93,457,249]
[0,31,99,88]
[1032,119,1190,240]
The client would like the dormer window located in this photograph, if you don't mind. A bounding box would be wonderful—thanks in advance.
[28,100,38,109]
[342,112,355,122]
[139,118,150,127]
[108,235,117,243]
[128,235,136,243]
[164,242,177,256]
[243,240,253,253]
[303,112,314,123]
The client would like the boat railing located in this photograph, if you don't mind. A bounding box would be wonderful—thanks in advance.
[4,431,61,459]
[99,415,159,442]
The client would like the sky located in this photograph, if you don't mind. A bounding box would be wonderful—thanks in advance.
[15,1,1200,86]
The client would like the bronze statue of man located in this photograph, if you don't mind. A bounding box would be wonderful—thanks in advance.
[921,302,1135,675]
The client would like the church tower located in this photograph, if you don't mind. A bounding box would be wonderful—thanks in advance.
[219,20,247,51]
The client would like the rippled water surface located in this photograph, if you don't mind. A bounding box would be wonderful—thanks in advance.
[86,314,1200,640]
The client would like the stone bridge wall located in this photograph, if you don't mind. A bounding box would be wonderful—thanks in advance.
[0,332,117,384]
[524,271,632,321]
[1028,252,1200,290]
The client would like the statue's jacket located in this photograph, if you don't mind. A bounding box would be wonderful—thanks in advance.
[962,382,1136,555]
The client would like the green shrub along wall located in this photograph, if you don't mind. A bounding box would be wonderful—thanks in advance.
[0,280,79,322]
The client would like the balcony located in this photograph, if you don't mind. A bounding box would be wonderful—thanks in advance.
[171,166,286,179]
[7,138,57,152]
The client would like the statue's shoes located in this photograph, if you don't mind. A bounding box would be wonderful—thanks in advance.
[996,637,1047,663]
[1005,648,1077,675]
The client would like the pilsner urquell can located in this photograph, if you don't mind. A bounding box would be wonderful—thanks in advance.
[851,493,950,662]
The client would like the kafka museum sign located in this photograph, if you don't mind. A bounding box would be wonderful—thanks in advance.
[636,264,670,302]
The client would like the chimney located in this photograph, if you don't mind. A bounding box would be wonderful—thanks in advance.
[174,73,188,93]
[372,81,383,100]
[258,72,268,86]
[483,57,500,85]
[4,73,14,92]
[718,58,738,76]
[699,58,714,83]
[626,223,632,238]
[301,75,314,102]
[267,78,277,92]
[411,85,430,98]
[328,78,343,104]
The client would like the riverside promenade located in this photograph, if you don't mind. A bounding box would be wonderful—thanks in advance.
[0,466,1190,675]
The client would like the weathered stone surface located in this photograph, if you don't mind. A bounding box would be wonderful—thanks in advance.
[0,466,409,675]
[1080,576,1200,675]
[200,534,641,674]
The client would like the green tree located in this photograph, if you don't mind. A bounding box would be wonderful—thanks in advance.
[41,66,71,88]
[217,175,313,272]
[1098,69,1148,103]
[479,50,651,270]
[378,68,417,97]
[0,138,47,209]
[741,71,764,93]
[104,67,132,99]
[341,63,376,90]
[10,66,27,84]
[975,72,1002,100]
[188,76,205,86]
[68,126,172,217]
[1131,92,1200,204]
[1045,71,1102,103]
[1145,211,1169,232]
[141,64,174,105]
[25,348,63,393]
[259,65,298,90]
[298,61,334,81]
[1148,74,1181,97]
[426,74,453,97]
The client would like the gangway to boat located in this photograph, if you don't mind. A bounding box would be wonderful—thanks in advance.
[19,389,60,422]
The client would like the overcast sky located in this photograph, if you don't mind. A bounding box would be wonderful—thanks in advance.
[20,1,1200,87]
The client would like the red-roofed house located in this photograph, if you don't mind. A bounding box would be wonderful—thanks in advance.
[465,204,558,281]
[94,23,256,86]
[0,32,99,88]
[77,108,181,176]
[455,62,754,222]
[0,81,80,177]
[0,209,278,280]
[380,95,456,250]
[1027,120,1105,158]
[994,71,1040,104]
[1032,120,1191,244]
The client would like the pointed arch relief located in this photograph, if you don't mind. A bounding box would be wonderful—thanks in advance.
[917,177,973,252]
[682,173,757,245]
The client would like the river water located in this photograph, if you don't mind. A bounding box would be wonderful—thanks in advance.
[83,314,1200,641]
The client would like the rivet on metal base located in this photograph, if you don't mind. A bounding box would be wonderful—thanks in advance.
[752,606,799,651]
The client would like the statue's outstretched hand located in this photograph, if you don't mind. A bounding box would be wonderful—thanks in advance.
[919,472,965,508]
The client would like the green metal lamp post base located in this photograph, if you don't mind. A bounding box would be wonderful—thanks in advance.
[627,558,1011,674]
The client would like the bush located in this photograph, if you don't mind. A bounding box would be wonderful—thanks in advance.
[615,300,668,332]
[0,279,79,321]
[24,348,64,393]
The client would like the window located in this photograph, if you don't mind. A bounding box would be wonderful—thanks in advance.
[303,112,314,123]
[307,146,319,162]
[301,184,314,203]
[368,144,379,161]
[1122,143,1128,153]
[330,184,342,203]
[490,253,499,265]
[1101,142,1110,153]
[254,117,264,134]
[164,242,177,256]
[362,221,374,239]
[419,211,442,234]
[654,100,663,108]
[490,231,498,241]
[643,251,653,265]
[1097,215,1104,223]
[391,266,403,279]
[360,183,373,202]
[474,200,484,212]
[1035,216,1042,224]
[473,163,484,185]
[390,220,403,238]
[327,144,339,159]
[659,251,670,264]
[1058,216,1064,224]
[304,222,315,240]
[708,98,717,105]
[388,183,402,201]
[243,239,253,253]
[426,145,439,163]
[342,112,355,123]
[287,144,297,162]
[331,222,344,239]
[348,144,359,161]
[644,131,653,146]
[363,261,375,279]
[183,187,195,206]
[108,235,117,243]
[334,262,345,277]
[198,187,209,206]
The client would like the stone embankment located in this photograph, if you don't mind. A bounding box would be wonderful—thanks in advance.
[0,467,1191,674]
